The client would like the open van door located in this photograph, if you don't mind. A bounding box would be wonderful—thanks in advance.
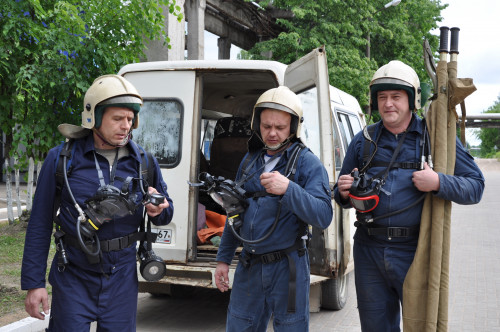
[284,46,335,182]
[121,70,198,266]
[284,46,351,310]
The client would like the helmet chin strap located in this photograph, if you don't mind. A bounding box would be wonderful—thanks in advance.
[93,129,131,148]
[258,133,295,152]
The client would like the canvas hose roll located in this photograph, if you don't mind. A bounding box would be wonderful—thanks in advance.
[402,26,476,332]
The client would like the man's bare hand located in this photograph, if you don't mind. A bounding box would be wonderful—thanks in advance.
[337,168,357,201]
[215,262,230,292]
[412,162,440,192]
[25,288,49,320]
[260,171,289,195]
[145,187,169,217]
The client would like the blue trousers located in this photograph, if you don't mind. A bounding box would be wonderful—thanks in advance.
[353,241,416,332]
[226,250,310,332]
[47,259,138,332]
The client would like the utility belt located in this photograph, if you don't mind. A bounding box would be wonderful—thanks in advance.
[239,239,306,313]
[55,230,148,268]
[355,221,420,240]
[63,231,146,252]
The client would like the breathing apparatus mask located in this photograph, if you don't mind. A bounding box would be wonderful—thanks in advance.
[78,180,140,239]
[194,172,248,231]
[81,180,165,235]
[348,170,383,214]
[191,172,283,245]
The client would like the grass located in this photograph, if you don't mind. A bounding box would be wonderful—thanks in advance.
[0,216,55,321]
[0,233,25,263]
[0,220,28,318]
[0,285,25,316]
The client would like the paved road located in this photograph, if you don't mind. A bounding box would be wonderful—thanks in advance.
[2,160,499,331]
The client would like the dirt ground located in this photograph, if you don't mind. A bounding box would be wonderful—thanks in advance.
[0,158,498,328]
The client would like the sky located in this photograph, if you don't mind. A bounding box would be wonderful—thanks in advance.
[204,0,500,145]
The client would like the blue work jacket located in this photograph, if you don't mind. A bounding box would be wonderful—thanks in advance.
[21,134,174,290]
[216,141,333,264]
[333,114,484,248]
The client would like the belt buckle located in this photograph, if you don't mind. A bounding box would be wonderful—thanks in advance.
[261,252,282,264]
[119,236,129,249]
[387,227,408,240]
[239,254,251,268]
[107,238,120,251]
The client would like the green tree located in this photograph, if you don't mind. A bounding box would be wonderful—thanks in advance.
[477,95,500,158]
[0,0,182,169]
[247,0,446,116]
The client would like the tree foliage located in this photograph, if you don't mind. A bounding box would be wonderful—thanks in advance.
[0,0,182,169]
[476,95,500,157]
[249,0,446,115]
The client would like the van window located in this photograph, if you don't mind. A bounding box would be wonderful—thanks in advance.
[333,122,342,170]
[297,87,321,157]
[334,109,363,170]
[133,99,183,167]
[201,119,217,161]
[337,110,362,148]
[349,114,362,137]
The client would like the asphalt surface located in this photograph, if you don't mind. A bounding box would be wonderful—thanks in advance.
[1,159,499,331]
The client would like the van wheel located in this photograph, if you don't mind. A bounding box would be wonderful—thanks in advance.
[320,272,349,310]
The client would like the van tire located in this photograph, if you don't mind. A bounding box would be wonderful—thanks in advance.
[320,272,349,310]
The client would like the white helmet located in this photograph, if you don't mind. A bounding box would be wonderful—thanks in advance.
[82,74,142,130]
[251,86,304,138]
[58,75,143,139]
[370,60,421,112]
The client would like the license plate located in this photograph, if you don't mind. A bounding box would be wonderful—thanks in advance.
[152,228,172,244]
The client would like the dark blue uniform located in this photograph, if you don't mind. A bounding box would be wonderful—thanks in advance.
[333,114,484,331]
[21,134,173,331]
[217,142,333,331]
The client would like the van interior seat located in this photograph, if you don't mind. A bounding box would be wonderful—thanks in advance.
[209,117,252,181]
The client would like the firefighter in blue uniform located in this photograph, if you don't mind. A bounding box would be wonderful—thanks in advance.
[333,60,484,331]
[21,75,174,331]
[214,86,333,332]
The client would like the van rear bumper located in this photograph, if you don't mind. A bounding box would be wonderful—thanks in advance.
[137,263,236,290]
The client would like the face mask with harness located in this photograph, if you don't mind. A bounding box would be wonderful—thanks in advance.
[52,138,167,282]
[349,117,432,229]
